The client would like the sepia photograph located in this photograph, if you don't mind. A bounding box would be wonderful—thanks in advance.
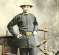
[0,0,58,55]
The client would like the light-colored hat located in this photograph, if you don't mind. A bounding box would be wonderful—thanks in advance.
[20,0,33,8]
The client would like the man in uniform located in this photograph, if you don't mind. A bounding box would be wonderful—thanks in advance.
[7,1,38,55]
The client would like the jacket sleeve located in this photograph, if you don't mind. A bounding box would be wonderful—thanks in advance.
[7,15,19,37]
[33,16,38,31]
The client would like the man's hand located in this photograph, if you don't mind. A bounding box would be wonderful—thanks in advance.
[17,34,22,39]
[33,31,37,35]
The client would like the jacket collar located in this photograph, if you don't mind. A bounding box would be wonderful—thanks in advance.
[22,12,29,15]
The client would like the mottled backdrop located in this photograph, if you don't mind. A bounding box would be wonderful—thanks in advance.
[0,0,58,54]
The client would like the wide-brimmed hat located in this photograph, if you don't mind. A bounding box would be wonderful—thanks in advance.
[20,0,33,8]
[20,5,33,8]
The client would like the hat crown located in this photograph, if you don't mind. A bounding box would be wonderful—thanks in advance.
[20,0,33,7]
[23,0,30,5]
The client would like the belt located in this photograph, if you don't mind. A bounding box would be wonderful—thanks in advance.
[21,31,33,35]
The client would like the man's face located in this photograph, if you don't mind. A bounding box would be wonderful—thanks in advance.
[22,6,31,13]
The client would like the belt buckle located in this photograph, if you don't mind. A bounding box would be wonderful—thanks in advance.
[26,32,32,35]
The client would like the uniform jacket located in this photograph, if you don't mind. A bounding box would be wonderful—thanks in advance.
[7,13,38,37]
[7,13,38,48]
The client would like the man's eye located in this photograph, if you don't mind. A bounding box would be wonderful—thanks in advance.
[23,5,26,8]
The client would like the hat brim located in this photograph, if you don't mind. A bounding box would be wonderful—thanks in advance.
[20,5,33,8]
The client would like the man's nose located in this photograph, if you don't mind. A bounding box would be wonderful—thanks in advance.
[25,6,28,9]
[25,7,27,9]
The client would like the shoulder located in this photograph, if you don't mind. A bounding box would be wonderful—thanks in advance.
[29,13,36,17]
[29,13,34,16]
[13,13,23,20]
[15,13,23,17]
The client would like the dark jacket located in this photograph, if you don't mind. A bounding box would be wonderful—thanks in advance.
[7,13,38,37]
[7,13,38,48]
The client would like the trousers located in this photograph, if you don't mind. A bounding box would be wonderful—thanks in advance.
[20,48,34,55]
[5,46,34,55]
[4,34,38,55]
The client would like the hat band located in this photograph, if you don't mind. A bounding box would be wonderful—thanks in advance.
[20,5,33,7]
